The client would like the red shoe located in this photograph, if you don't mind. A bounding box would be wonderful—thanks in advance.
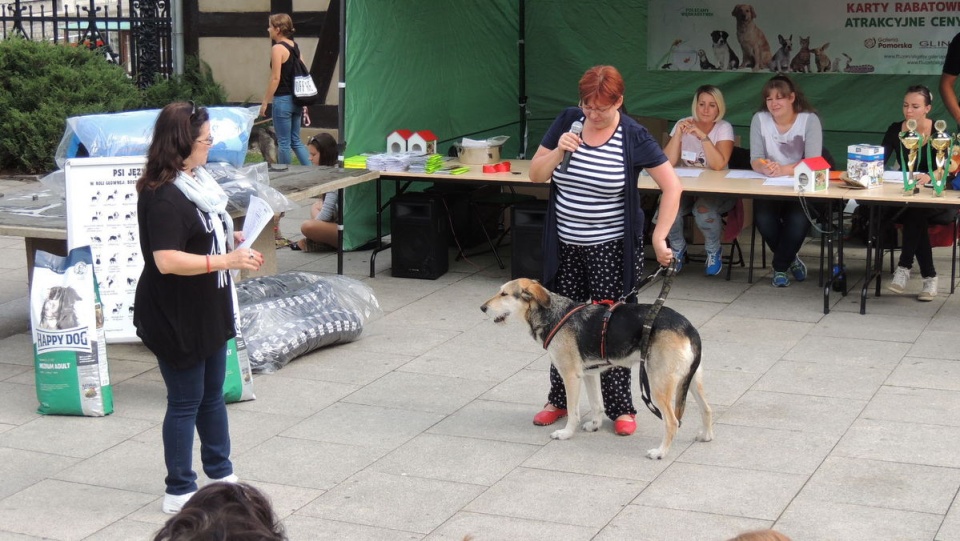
[533,406,567,426]
[614,414,636,436]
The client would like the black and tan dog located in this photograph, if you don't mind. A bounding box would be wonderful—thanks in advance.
[481,278,713,459]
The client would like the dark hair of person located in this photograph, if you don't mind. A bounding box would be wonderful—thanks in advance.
[152,482,286,541]
[269,13,295,39]
[905,84,932,106]
[307,133,338,166]
[136,101,208,193]
[758,74,816,114]
[578,65,625,109]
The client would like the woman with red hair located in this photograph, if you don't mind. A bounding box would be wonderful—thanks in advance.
[529,65,682,436]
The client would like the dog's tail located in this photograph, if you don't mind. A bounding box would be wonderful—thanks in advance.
[673,332,703,423]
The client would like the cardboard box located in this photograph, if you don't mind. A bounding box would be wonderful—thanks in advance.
[847,144,884,188]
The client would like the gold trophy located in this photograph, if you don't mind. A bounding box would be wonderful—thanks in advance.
[930,120,951,197]
[898,119,921,195]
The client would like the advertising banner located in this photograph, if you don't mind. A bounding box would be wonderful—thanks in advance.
[648,1,959,74]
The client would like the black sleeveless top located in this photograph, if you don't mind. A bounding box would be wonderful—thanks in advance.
[273,41,299,97]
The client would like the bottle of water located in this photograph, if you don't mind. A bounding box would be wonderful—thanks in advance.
[832,264,846,292]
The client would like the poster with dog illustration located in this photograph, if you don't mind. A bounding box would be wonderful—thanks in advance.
[31,246,113,416]
[648,1,958,74]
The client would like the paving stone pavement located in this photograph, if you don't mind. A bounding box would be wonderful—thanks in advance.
[0,176,959,540]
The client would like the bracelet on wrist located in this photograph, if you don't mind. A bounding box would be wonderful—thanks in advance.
[700,135,710,142]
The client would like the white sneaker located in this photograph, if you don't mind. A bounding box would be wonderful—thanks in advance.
[162,491,196,514]
[918,276,938,302]
[209,473,239,484]
[888,266,910,294]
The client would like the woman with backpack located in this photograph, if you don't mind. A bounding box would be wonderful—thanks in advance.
[259,13,312,166]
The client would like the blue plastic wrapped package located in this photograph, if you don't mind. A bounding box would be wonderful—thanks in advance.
[55,106,258,168]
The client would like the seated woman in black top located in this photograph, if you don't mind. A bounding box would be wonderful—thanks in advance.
[881,84,953,302]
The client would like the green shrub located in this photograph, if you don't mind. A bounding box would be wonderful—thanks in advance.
[0,39,231,174]
[140,55,229,109]
[0,37,141,173]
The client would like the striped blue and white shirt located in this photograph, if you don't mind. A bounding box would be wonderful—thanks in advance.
[552,126,626,245]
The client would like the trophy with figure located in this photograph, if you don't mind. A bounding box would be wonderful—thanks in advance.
[898,118,921,196]
[930,120,952,197]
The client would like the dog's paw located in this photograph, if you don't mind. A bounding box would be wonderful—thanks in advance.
[696,429,714,442]
[646,448,665,460]
[580,419,601,432]
[551,428,574,440]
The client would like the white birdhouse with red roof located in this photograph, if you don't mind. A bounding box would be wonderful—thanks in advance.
[408,130,438,155]
[386,129,413,154]
[794,156,831,193]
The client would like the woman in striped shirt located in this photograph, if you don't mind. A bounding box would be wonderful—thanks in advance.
[528,65,683,436]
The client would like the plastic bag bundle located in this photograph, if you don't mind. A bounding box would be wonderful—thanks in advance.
[204,162,297,214]
[237,272,382,373]
[55,106,258,168]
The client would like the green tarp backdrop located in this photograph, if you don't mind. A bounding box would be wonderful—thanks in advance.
[342,0,951,250]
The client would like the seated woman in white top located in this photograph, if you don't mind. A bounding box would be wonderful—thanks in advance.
[660,85,735,275]
[749,74,823,288]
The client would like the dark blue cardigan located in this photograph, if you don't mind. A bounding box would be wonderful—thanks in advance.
[539,107,668,297]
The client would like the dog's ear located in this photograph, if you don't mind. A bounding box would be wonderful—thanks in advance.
[522,283,551,307]
[821,42,830,51]
[749,5,756,18]
[721,30,728,40]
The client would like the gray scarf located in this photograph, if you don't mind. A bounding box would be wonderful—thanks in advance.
[174,167,234,256]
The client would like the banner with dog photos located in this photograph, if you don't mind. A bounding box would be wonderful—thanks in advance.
[648,1,959,74]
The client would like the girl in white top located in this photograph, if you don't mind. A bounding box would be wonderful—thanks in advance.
[748,74,823,287]
[661,85,736,276]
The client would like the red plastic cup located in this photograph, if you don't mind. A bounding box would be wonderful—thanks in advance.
[482,164,497,173]
[495,161,511,172]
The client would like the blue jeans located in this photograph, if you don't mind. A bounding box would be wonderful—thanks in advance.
[272,95,311,165]
[157,344,232,496]
[667,195,737,254]
[753,200,811,272]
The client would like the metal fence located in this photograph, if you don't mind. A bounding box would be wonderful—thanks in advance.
[1,0,172,88]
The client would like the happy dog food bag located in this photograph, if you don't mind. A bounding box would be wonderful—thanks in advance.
[31,246,112,416]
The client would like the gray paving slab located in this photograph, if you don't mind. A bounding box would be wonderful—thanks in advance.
[633,461,807,521]
[1,189,960,541]
[592,505,772,541]
[463,467,645,528]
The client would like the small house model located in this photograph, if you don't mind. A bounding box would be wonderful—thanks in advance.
[408,130,438,155]
[386,129,414,154]
[794,156,831,193]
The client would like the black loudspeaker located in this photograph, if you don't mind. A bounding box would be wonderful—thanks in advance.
[511,200,548,280]
[391,192,449,279]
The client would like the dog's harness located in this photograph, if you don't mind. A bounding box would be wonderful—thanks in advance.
[541,261,679,420]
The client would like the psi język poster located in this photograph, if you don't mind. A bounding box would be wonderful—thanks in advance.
[648,1,959,74]
[65,156,146,343]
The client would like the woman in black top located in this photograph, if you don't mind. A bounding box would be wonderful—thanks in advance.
[259,13,312,165]
[134,102,264,514]
[880,85,951,302]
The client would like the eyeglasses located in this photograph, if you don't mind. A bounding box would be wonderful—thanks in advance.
[579,101,614,114]
[196,135,214,146]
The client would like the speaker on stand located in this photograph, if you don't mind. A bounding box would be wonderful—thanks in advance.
[510,200,548,280]
[391,192,449,279]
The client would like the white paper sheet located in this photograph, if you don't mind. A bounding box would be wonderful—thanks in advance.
[237,195,273,250]
[725,169,766,179]
[761,176,795,187]
[883,170,906,183]
[674,167,705,178]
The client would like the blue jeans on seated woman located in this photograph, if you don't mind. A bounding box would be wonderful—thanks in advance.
[272,94,312,165]
[157,343,233,496]
[753,199,811,272]
[666,195,737,254]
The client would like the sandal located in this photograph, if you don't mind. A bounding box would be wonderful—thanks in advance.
[290,239,328,253]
